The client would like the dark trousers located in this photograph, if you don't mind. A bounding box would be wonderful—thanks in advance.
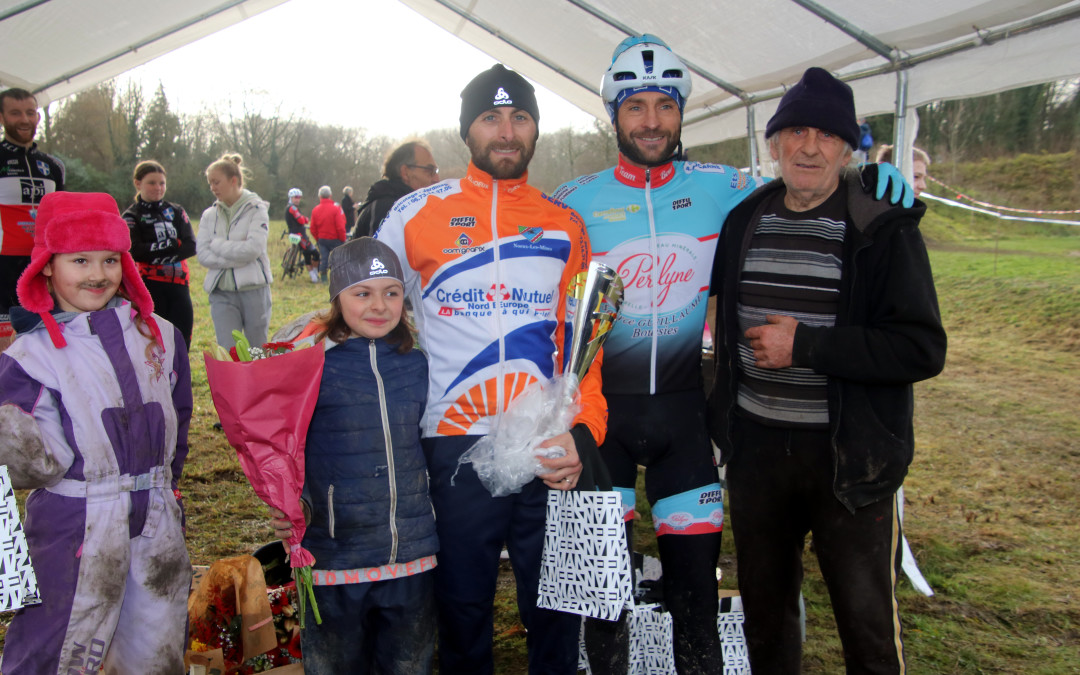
[317,239,343,277]
[727,416,905,675]
[587,391,725,674]
[300,572,435,675]
[299,236,319,267]
[144,279,193,350]
[422,436,579,675]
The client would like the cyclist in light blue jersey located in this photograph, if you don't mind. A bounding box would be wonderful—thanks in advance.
[553,34,913,675]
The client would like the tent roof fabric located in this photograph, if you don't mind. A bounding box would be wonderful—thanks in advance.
[398,0,1080,147]
[2,0,1079,148]
[0,0,289,106]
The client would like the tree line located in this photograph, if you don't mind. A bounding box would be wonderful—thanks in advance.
[34,78,1080,219]
[860,80,1080,164]
[691,81,1080,170]
[36,81,617,219]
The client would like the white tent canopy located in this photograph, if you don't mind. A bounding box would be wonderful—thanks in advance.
[399,0,1080,174]
[0,0,289,106]
[3,0,1080,174]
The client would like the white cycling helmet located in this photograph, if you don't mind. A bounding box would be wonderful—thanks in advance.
[288,188,303,199]
[601,34,692,121]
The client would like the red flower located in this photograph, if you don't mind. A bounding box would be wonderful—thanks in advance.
[261,341,295,355]
[287,629,302,659]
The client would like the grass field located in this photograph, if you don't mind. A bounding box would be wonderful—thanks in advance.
[3,210,1079,673]
[178,215,1080,673]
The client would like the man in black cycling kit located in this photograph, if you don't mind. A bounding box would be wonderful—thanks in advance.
[284,188,320,283]
[554,36,752,674]
[1,88,65,345]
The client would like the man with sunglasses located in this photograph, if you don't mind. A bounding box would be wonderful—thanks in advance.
[353,139,439,239]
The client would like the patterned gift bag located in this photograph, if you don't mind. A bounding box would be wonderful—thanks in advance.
[538,490,633,621]
[629,603,677,675]
[0,465,40,612]
[578,592,753,674]
[717,593,751,674]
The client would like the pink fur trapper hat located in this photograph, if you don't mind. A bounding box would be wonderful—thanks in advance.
[16,191,160,349]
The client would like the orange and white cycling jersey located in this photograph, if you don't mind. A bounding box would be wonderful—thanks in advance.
[376,163,606,444]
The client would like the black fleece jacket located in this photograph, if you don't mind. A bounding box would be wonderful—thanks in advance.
[707,167,947,511]
[352,178,412,239]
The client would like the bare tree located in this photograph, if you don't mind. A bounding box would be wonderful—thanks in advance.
[211,94,303,203]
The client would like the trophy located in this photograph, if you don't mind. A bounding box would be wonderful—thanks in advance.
[565,261,624,386]
[457,261,624,497]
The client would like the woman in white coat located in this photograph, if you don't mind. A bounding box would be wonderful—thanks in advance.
[197,153,273,348]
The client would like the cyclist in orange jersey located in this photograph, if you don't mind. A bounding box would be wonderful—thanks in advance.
[376,64,606,675]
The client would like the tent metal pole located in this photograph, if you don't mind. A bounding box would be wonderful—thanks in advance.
[788,0,895,60]
[892,70,909,172]
[684,4,1080,131]
[563,0,749,99]
[0,0,48,25]
[746,105,760,178]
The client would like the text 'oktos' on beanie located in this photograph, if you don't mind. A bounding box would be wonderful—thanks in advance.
[16,191,161,349]
[765,66,860,150]
[459,64,540,141]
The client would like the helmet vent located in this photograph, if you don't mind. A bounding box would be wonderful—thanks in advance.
[662,69,684,79]
[642,50,654,74]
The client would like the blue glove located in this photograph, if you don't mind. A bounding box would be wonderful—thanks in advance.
[870,162,915,208]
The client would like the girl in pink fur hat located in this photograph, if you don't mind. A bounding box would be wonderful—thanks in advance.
[0,191,192,673]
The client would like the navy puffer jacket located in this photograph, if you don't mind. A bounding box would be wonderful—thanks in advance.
[302,337,437,570]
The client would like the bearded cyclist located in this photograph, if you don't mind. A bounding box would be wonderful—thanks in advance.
[553,35,914,674]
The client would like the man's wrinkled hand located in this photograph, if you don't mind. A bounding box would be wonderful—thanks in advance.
[745,314,797,369]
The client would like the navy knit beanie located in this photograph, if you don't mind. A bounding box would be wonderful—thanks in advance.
[459,64,540,141]
[765,67,859,149]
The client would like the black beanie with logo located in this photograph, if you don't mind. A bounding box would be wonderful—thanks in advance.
[459,64,540,141]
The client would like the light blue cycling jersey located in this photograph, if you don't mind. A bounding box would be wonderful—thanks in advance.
[553,156,763,395]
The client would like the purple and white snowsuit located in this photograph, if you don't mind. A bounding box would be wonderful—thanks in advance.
[0,302,192,674]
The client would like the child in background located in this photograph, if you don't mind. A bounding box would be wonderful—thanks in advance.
[0,192,192,673]
[123,159,197,350]
[269,237,438,674]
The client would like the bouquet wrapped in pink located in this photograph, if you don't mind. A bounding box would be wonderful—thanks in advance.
[203,335,325,626]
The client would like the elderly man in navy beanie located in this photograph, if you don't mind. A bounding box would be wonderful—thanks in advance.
[376,63,605,674]
[707,66,947,674]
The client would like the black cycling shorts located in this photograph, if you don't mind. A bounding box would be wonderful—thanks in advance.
[601,389,723,536]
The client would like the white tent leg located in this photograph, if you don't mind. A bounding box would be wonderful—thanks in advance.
[746,104,761,178]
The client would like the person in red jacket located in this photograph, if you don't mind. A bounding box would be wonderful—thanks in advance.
[309,185,346,282]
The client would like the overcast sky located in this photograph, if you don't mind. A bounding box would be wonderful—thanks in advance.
[121,0,597,139]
